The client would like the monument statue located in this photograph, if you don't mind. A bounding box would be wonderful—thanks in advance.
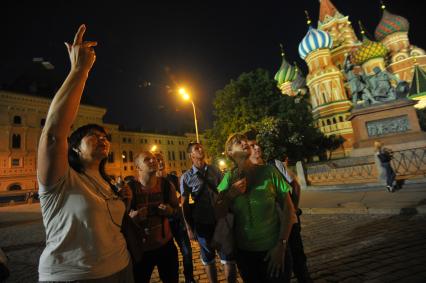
[343,56,378,108]
[344,56,410,108]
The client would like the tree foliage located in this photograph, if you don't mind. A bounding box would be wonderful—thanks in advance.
[205,68,344,162]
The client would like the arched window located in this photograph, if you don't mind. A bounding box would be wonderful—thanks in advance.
[339,116,344,122]
[8,183,22,191]
[12,134,21,148]
[129,151,133,162]
[327,119,331,126]
[40,118,46,127]
[122,151,128,163]
[333,117,337,124]
[13,116,22,124]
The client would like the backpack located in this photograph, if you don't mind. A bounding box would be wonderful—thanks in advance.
[127,177,171,238]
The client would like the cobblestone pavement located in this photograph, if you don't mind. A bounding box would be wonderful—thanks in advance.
[1,211,426,282]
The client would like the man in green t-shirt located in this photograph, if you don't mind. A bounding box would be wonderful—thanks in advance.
[216,133,297,283]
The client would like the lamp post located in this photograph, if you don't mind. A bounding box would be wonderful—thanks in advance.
[179,88,200,143]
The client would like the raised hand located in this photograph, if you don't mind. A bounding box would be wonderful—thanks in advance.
[64,24,97,74]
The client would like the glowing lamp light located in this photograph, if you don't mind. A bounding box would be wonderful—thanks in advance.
[218,160,226,167]
[179,88,191,100]
[150,145,157,152]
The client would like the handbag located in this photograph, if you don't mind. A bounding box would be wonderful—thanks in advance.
[211,212,234,256]
[121,213,146,264]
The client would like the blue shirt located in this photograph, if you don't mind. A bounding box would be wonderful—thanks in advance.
[180,164,223,224]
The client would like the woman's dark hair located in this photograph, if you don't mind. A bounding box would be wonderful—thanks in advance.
[68,124,110,181]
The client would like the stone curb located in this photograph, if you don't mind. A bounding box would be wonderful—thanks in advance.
[301,206,425,215]
[303,178,426,192]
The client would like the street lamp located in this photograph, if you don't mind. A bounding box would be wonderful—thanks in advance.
[179,87,199,143]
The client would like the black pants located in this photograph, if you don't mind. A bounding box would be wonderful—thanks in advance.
[133,240,178,283]
[236,248,292,283]
[169,217,194,281]
[289,214,313,283]
[382,162,396,187]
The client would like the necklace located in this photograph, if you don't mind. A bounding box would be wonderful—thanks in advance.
[82,172,121,228]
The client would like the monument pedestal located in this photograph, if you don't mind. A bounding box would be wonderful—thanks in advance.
[348,99,426,157]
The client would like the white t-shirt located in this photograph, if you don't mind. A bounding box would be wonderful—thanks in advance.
[274,159,293,184]
[38,167,130,281]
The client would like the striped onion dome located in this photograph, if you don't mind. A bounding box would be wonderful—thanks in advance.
[375,9,409,41]
[298,26,333,60]
[351,36,388,65]
[274,56,297,85]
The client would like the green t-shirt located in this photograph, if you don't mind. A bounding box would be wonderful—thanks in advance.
[218,165,290,251]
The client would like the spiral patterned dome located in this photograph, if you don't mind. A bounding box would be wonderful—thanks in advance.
[298,26,333,60]
[274,56,297,85]
[351,37,388,65]
[375,9,409,41]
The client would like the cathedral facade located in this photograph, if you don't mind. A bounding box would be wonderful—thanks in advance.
[275,0,426,157]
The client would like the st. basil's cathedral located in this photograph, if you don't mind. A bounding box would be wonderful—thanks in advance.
[274,0,426,157]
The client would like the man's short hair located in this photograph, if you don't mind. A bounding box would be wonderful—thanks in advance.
[134,150,152,167]
[224,133,247,158]
[243,129,258,141]
[187,141,202,154]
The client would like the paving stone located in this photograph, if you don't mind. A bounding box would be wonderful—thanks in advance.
[1,212,426,282]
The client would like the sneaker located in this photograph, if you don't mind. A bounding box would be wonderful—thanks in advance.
[386,186,393,192]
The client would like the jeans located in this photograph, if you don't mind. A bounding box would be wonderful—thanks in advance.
[382,162,396,187]
[194,222,234,265]
[169,217,194,281]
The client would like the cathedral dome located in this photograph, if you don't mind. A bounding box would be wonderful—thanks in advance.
[351,37,388,65]
[298,26,333,60]
[274,56,297,85]
[374,9,409,41]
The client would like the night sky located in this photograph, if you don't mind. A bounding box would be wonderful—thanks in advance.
[2,0,425,134]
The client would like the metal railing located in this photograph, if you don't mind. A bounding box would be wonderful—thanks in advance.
[304,146,426,186]
[391,147,426,178]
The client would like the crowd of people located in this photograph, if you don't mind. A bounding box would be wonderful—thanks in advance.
[36,25,314,283]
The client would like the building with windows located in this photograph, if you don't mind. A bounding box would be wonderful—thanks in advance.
[0,90,201,192]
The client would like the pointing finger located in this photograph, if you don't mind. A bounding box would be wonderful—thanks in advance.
[73,24,86,45]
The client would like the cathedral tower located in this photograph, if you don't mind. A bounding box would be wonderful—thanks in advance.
[317,0,361,69]
[299,26,354,155]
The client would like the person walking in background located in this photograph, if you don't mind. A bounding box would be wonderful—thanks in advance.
[218,133,297,283]
[128,151,179,283]
[180,142,237,283]
[37,25,134,282]
[375,141,399,192]
[155,152,196,283]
